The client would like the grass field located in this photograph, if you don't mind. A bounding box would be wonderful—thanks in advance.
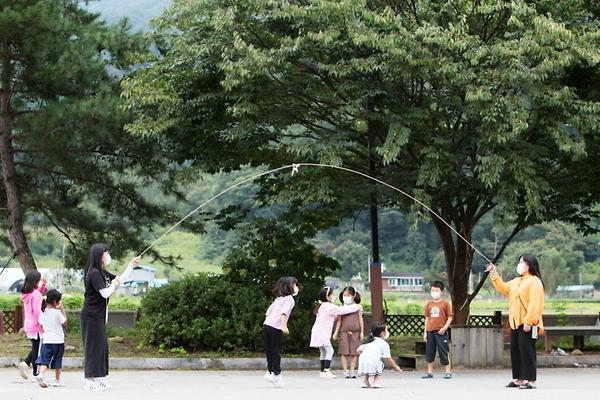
[367,291,600,315]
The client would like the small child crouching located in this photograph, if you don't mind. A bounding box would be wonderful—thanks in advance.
[357,322,402,388]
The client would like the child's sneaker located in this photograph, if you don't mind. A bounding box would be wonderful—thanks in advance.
[320,370,336,379]
[343,370,350,378]
[421,373,434,379]
[36,375,49,388]
[18,361,29,380]
[350,371,358,378]
[272,373,285,387]
[51,379,63,387]
[263,371,275,384]
[444,373,452,379]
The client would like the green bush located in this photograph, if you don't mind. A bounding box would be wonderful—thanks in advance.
[139,220,339,353]
[0,294,21,310]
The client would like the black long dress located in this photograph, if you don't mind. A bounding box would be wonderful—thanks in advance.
[81,268,115,378]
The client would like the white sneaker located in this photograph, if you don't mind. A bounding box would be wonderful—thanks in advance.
[18,361,29,380]
[51,380,62,387]
[272,374,285,387]
[320,370,336,379]
[36,375,49,388]
[264,371,275,384]
[97,379,112,390]
[84,380,106,392]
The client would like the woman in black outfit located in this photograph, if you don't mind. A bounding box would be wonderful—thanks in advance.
[81,243,140,391]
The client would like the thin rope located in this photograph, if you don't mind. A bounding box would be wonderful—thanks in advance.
[139,163,493,265]
[138,165,291,256]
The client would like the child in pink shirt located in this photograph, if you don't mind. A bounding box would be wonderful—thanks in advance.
[263,276,299,387]
[310,286,361,378]
[18,270,46,380]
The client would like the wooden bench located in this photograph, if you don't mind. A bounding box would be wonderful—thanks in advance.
[544,326,600,352]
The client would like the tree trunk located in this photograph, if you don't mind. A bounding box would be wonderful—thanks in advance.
[0,40,37,274]
[450,236,473,325]
[430,209,473,325]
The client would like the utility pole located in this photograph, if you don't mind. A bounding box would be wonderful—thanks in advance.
[368,126,383,323]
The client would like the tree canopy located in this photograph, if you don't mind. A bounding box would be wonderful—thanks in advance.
[122,0,599,323]
[0,0,185,273]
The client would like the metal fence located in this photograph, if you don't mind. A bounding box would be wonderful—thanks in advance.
[386,311,502,336]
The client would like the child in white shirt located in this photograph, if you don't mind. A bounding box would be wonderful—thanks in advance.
[357,322,402,388]
[36,289,67,388]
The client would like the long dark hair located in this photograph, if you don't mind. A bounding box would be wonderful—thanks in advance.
[520,253,545,288]
[21,270,42,294]
[85,243,108,282]
[313,286,333,315]
[338,286,361,304]
[272,276,298,297]
[364,321,387,344]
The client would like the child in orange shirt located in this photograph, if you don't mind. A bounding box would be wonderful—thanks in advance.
[422,281,453,379]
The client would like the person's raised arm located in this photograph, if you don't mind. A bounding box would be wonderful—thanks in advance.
[487,263,510,297]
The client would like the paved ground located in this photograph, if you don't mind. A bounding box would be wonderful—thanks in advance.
[1,368,597,399]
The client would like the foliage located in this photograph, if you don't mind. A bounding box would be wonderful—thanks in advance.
[123,0,600,324]
[0,0,187,273]
[139,220,339,352]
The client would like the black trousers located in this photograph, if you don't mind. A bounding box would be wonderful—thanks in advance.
[510,326,537,381]
[81,314,109,378]
[263,325,283,375]
[24,334,41,376]
[425,331,450,365]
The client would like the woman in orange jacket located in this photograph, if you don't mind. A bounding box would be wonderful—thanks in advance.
[487,254,544,389]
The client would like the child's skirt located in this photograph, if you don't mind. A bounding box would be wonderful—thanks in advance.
[357,358,384,376]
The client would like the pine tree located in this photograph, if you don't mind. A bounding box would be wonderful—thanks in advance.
[0,0,182,273]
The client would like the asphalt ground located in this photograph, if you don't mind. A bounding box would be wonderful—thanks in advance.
[1,367,598,399]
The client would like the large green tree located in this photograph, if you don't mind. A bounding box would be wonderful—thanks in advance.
[123,0,600,323]
[0,0,183,273]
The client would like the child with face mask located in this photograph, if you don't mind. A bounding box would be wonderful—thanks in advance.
[332,286,364,378]
[310,286,362,378]
[357,322,402,388]
[422,280,453,379]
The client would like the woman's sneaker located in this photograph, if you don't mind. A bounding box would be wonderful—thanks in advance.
[51,380,63,387]
[18,362,29,380]
[84,380,106,392]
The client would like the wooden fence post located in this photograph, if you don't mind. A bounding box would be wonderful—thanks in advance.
[0,310,4,335]
[493,310,502,325]
[14,304,24,333]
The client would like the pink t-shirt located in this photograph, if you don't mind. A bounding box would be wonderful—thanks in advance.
[21,289,43,338]
[263,295,295,330]
[309,302,361,347]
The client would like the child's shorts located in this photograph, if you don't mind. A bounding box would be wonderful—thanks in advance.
[425,331,450,365]
[36,343,65,369]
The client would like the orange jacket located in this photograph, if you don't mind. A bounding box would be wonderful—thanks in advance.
[491,272,545,334]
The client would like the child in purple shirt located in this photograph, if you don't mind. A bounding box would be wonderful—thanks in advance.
[263,276,298,387]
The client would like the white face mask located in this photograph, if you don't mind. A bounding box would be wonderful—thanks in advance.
[343,296,353,305]
[104,254,112,266]
[383,331,390,340]
[430,291,441,300]
[516,262,526,276]
[293,286,299,296]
